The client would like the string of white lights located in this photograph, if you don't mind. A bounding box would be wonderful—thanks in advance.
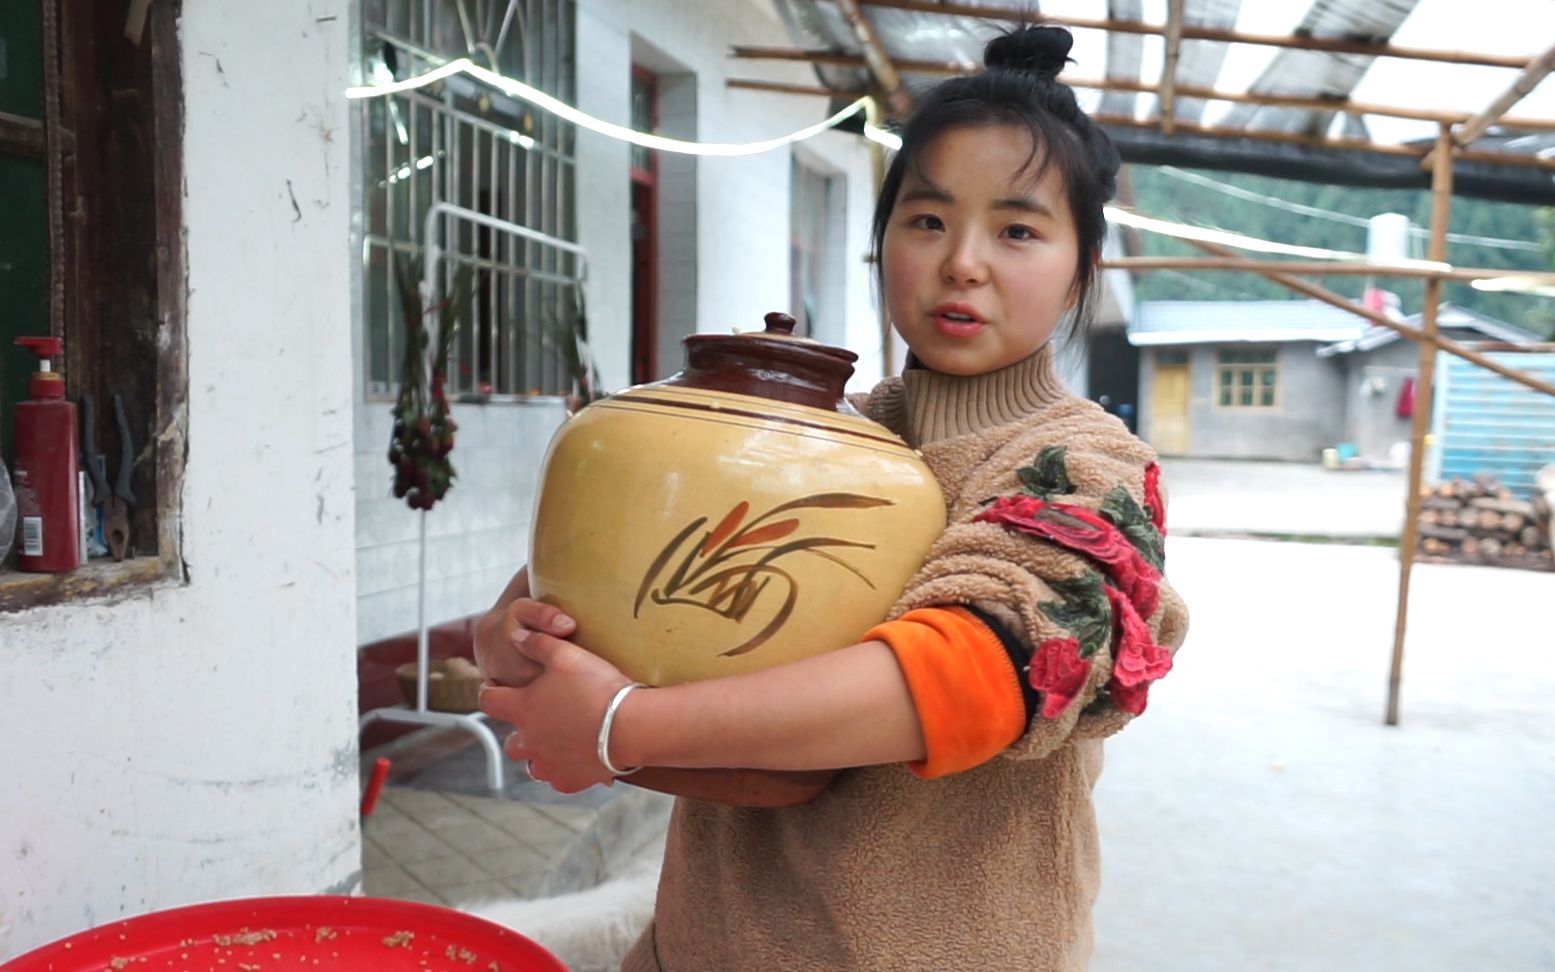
[345,58,1548,295]
[345,56,890,157]
[1103,205,1456,272]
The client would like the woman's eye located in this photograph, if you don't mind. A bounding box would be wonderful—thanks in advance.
[1004,224,1038,241]
[910,214,945,231]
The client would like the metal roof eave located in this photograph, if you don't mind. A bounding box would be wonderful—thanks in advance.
[1129,328,1364,347]
[1104,125,1555,206]
[1316,304,1545,357]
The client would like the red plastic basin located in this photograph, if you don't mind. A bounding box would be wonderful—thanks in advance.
[2,894,568,971]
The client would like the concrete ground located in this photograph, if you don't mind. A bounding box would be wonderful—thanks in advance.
[1094,537,1554,972]
[1160,457,1406,540]
[360,728,656,910]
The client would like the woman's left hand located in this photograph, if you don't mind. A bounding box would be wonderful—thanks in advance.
[479,627,634,793]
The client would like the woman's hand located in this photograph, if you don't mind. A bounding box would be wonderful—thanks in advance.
[479,626,634,793]
[473,567,578,688]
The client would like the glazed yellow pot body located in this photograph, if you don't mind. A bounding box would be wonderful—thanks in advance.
[529,384,945,686]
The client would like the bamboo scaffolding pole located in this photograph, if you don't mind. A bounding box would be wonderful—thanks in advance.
[1388,126,1454,726]
[1102,257,1555,286]
[1158,0,1184,135]
[1423,40,1555,169]
[725,64,1555,133]
[835,0,913,116]
[852,0,1531,69]
[729,45,949,71]
[726,49,1555,170]
[727,78,846,98]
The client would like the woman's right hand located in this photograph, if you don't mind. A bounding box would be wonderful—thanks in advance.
[474,566,579,688]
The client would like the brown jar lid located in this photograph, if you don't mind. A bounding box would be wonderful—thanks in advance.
[665,312,859,413]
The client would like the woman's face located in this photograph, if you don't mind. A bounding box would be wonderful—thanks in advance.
[881,124,1084,376]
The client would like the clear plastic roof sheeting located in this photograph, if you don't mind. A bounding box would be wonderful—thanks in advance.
[767,0,1555,203]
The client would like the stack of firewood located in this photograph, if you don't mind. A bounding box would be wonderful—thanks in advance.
[1417,474,1553,571]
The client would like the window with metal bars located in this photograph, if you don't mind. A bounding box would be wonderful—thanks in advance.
[359,0,578,400]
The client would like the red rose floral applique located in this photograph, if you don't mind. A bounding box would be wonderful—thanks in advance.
[1143,462,1166,535]
[1028,637,1093,719]
[1103,585,1173,715]
[975,495,1160,618]
[974,472,1174,719]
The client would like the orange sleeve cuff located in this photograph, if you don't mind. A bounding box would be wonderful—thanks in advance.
[864,606,1027,779]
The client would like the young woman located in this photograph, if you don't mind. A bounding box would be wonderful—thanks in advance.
[477,24,1188,970]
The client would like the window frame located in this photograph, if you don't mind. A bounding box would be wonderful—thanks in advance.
[0,0,186,613]
[1214,347,1281,410]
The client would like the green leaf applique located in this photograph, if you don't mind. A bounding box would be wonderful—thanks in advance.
[1100,485,1165,571]
[1017,446,1077,500]
[1082,688,1117,716]
[1039,571,1113,659]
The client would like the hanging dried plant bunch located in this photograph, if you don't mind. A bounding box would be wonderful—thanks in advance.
[388,255,475,511]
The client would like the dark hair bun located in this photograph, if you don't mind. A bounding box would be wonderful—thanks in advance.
[984,25,1073,80]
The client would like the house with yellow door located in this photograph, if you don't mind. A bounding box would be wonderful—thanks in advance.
[1130,300,1539,462]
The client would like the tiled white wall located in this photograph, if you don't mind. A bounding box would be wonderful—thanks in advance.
[354,398,567,645]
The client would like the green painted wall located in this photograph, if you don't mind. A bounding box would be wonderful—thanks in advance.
[0,2,47,461]
[0,155,48,460]
[0,0,45,118]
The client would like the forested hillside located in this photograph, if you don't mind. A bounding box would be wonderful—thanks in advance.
[1125,164,1555,339]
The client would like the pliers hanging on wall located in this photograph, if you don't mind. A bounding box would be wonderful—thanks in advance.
[81,392,137,561]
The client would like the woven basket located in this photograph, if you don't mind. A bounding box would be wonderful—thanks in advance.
[395,658,484,713]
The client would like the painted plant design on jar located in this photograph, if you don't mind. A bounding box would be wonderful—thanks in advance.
[636,492,896,658]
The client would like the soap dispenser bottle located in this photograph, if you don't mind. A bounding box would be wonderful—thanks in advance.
[12,336,81,572]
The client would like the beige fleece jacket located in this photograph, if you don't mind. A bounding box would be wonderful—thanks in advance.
[622,346,1189,971]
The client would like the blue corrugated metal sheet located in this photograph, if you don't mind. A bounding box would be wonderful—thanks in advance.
[1430,352,1555,498]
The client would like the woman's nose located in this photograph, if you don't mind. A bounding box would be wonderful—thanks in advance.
[942,236,987,286]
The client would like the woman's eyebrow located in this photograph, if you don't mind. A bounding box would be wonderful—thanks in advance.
[993,196,1056,219]
[898,184,954,206]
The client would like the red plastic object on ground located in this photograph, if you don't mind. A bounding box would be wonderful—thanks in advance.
[11,335,81,573]
[360,756,392,817]
[2,895,568,971]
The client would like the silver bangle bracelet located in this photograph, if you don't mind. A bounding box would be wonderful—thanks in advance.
[597,682,646,777]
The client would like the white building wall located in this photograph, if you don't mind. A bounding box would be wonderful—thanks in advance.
[0,3,360,961]
[352,0,885,643]
[573,0,884,390]
[354,399,566,645]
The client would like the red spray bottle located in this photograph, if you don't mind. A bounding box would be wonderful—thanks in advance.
[12,336,81,572]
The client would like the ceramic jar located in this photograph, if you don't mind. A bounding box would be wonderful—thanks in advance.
[529,313,946,686]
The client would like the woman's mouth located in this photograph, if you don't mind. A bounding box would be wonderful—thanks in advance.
[931,304,986,338]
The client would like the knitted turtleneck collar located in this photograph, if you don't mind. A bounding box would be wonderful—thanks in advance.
[891,343,1069,448]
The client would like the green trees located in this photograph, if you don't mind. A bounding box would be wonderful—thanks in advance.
[1127,166,1554,338]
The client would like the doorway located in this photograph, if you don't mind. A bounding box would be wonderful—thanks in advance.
[1151,351,1191,455]
[629,66,657,386]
